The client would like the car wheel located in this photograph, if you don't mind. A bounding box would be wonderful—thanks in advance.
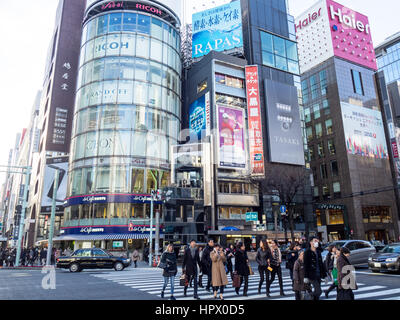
[69,263,80,273]
[114,262,124,271]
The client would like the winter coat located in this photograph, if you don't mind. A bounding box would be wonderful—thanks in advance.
[210,251,229,287]
[270,248,282,266]
[225,248,235,272]
[201,245,213,274]
[325,251,335,271]
[132,250,139,261]
[234,249,250,276]
[304,248,327,281]
[337,253,357,291]
[182,247,201,276]
[286,250,299,270]
[256,247,271,267]
[160,251,177,277]
[40,250,47,260]
[293,259,305,292]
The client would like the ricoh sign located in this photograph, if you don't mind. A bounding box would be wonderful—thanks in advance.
[295,0,377,71]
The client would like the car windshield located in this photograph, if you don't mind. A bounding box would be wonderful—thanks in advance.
[325,241,346,251]
[381,245,400,253]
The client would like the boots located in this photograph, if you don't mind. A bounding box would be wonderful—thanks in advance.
[258,282,262,294]
[161,290,164,298]
[184,286,187,297]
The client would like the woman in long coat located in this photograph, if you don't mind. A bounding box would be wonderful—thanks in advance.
[234,242,250,296]
[210,244,228,300]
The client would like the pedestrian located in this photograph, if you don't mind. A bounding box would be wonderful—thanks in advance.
[143,246,149,263]
[200,239,214,292]
[304,237,328,300]
[198,246,204,287]
[337,247,357,300]
[40,247,47,266]
[210,243,228,300]
[182,240,201,299]
[234,242,250,296]
[286,243,300,281]
[0,248,4,267]
[160,244,178,300]
[225,244,235,281]
[293,250,306,300]
[256,238,272,296]
[131,248,140,268]
[324,245,338,298]
[267,240,285,296]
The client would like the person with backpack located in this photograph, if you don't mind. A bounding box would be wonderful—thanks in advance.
[256,238,272,296]
[159,244,178,300]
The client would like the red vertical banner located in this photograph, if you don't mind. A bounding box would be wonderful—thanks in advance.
[245,66,265,176]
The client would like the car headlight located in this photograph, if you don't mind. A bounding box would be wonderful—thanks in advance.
[385,258,397,263]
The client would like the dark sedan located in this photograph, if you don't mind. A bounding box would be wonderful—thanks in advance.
[56,248,131,272]
[368,243,400,273]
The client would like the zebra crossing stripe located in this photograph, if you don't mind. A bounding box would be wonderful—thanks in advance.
[352,288,400,300]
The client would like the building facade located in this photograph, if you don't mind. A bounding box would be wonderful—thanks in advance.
[59,0,182,252]
[296,0,400,242]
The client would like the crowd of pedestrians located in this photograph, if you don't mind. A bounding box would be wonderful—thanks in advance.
[158,236,357,301]
[0,246,69,267]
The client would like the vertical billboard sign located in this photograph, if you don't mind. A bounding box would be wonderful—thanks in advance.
[217,105,246,169]
[192,1,243,59]
[264,79,305,166]
[189,92,210,140]
[245,66,265,176]
[341,102,389,159]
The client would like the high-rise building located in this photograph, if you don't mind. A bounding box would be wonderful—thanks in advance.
[26,0,86,248]
[296,0,400,242]
[59,0,182,252]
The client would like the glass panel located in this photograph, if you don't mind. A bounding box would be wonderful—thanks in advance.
[92,59,104,82]
[150,62,162,85]
[96,167,111,192]
[315,123,322,138]
[97,131,114,156]
[148,84,161,108]
[135,58,149,81]
[104,57,120,79]
[120,33,136,56]
[97,15,108,35]
[85,39,94,63]
[131,132,147,157]
[275,55,287,71]
[150,39,163,62]
[85,131,98,158]
[131,169,144,193]
[288,59,299,74]
[89,82,103,106]
[119,57,134,79]
[109,13,122,32]
[106,33,121,56]
[71,169,83,196]
[114,131,131,156]
[273,36,286,57]
[87,18,97,40]
[261,31,273,52]
[100,105,116,129]
[151,18,163,40]
[133,81,148,105]
[116,105,134,130]
[117,80,134,104]
[325,119,333,135]
[123,12,137,32]
[137,14,150,34]
[94,35,107,59]
[136,35,149,59]
[286,40,298,60]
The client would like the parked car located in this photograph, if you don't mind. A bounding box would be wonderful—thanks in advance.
[321,240,376,266]
[369,240,386,252]
[368,243,400,273]
[56,248,131,272]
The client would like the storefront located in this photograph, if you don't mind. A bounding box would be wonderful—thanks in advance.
[316,204,348,241]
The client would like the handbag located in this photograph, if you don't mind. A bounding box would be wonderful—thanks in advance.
[331,268,338,286]
[179,274,188,287]
[157,260,167,269]
[302,283,313,300]
[232,272,241,288]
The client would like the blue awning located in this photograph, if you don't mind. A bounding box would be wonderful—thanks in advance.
[221,227,240,231]
[53,233,164,241]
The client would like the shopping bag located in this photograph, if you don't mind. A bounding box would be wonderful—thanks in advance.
[332,268,338,286]
[180,274,188,287]
[232,272,241,288]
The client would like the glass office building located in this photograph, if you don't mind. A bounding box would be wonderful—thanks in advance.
[60,0,181,251]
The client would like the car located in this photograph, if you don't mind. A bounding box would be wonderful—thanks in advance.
[368,243,400,273]
[369,240,386,252]
[56,248,131,272]
[321,240,376,266]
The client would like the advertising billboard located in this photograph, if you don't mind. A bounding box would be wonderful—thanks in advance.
[217,105,246,169]
[245,66,265,176]
[192,1,243,59]
[264,79,305,166]
[40,157,69,213]
[189,92,210,140]
[341,102,389,159]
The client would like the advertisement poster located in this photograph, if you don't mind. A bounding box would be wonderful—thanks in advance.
[217,105,246,169]
[192,1,243,59]
[245,65,265,176]
[264,79,305,166]
[189,92,210,140]
[341,102,389,159]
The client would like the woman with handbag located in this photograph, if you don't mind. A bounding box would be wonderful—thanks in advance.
[256,238,272,295]
[234,242,250,296]
[210,244,229,300]
[159,244,178,300]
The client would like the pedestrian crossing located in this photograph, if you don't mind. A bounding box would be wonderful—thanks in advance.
[91,268,400,300]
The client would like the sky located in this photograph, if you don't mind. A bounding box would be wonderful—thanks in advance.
[0,0,399,183]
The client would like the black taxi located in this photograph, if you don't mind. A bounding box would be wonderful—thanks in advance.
[56,248,131,272]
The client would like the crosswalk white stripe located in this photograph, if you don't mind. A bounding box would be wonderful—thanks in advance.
[354,288,400,300]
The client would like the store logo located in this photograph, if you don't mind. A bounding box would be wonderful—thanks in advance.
[82,196,107,203]
[101,2,123,10]
[295,8,322,32]
[80,227,105,234]
[136,4,162,16]
[329,5,370,34]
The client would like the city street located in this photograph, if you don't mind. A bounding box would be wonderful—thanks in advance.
[1,264,399,300]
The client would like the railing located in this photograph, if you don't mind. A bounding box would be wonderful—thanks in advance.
[166,187,204,200]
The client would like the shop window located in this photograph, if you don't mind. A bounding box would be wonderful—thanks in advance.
[327,210,344,225]
[231,183,243,194]
[362,206,392,223]
[316,209,322,226]
[147,170,158,193]
[131,204,144,218]
[219,207,230,220]
[94,204,107,219]
[132,169,144,193]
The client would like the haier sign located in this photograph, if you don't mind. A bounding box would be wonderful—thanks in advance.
[192,1,243,59]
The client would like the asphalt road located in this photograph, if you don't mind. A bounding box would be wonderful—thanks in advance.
[0,264,399,300]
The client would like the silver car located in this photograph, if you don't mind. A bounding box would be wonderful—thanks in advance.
[321,240,376,266]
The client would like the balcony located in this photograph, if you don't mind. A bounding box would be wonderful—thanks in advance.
[165,187,204,201]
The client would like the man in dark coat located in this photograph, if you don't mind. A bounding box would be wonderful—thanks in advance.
[182,240,201,299]
[234,242,250,296]
[304,237,327,300]
[337,247,357,300]
[200,239,214,292]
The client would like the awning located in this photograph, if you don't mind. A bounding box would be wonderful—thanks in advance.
[53,233,164,241]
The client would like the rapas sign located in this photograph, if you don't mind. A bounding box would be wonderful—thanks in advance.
[192,1,243,59]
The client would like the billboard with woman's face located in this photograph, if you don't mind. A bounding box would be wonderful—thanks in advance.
[217,105,246,169]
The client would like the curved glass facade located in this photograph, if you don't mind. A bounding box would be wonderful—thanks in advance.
[65,3,181,223]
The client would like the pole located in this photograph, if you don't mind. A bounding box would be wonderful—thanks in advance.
[15,167,31,267]
[149,191,154,267]
[155,208,160,262]
[274,209,278,243]
[46,169,59,266]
